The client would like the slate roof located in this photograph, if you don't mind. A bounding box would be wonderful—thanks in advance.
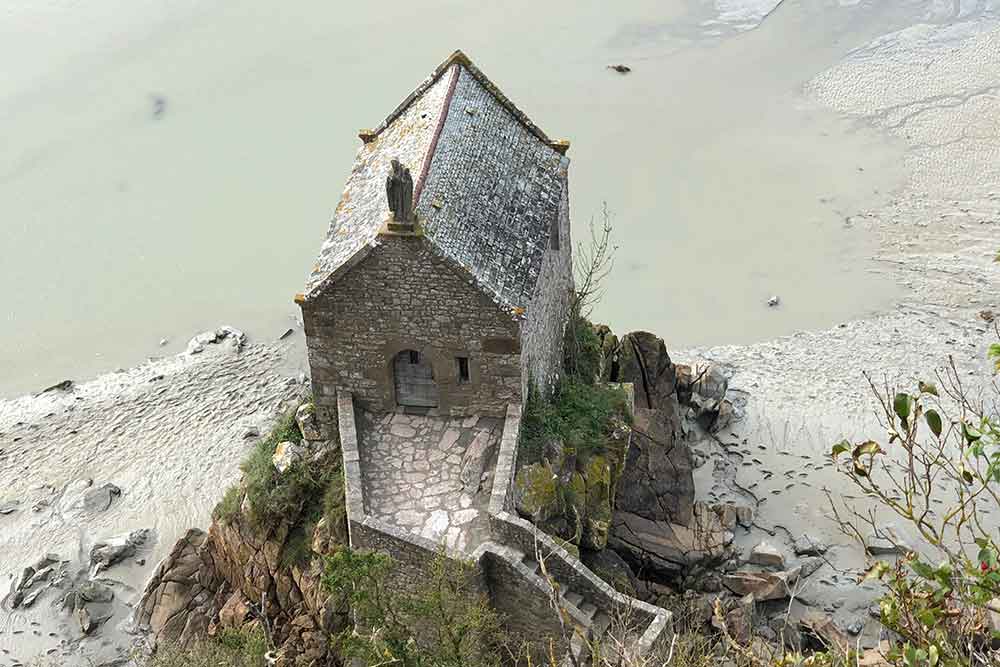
[301,50,569,313]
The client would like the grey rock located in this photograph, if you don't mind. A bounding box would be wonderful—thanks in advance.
[614,332,677,410]
[79,581,115,603]
[26,566,54,588]
[749,541,786,569]
[846,619,864,636]
[793,533,829,556]
[722,566,801,602]
[799,557,824,578]
[272,441,305,474]
[82,483,122,513]
[866,536,911,556]
[185,326,246,355]
[20,588,45,608]
[615,407,694,526]
[78,606,95,634]
[0,499,19,514]
[295,402,322,441]
[91,529,150,572]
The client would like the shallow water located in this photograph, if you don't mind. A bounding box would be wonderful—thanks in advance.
[0,0,970,398]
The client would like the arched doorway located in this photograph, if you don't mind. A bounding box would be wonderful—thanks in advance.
[393,349,439,408]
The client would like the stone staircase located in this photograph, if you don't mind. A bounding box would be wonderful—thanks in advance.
[512,547,615,666]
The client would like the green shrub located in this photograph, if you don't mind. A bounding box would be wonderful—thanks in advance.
[322,547,503,667]
[563,304,603,385]
[323,463,347,527]
[148,626,267,666]
[212,485,243,523]
[520,378,629,465]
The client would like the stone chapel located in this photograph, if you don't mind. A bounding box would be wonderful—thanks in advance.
[295,50,573,428]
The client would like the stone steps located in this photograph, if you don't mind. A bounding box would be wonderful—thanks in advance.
[514,549,613,666]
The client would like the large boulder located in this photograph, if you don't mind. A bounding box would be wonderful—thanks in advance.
[582,548,637,596]
[722,566,801,602]
[614,332,677,410]
[90,529,150,573]
[615,407,694,526]
[609,504,732,578]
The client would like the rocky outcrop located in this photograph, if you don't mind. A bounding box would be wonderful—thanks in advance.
[609,331,677,410]
[135,529,222,647]
[136,396,349,666]
[137,505,347,666]
[609,503,732,578]
[616,407,694,526]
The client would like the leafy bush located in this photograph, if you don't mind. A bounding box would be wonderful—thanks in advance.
[521,377,630,465]
[322,547,503,667]
[148,626,266,666]
[563,304,603,385]
[827,359,1000,666]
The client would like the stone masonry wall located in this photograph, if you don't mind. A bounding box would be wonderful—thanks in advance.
[302,234,523,426]
[338,391,578,663]
[519,166,573,398]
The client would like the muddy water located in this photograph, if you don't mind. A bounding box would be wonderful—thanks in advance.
[1,0,946,399]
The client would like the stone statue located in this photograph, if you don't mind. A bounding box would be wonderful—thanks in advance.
[385,159,414,222]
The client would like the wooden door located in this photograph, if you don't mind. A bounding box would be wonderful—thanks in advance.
[393,350,439,407]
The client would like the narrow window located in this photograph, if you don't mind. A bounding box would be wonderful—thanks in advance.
[409,350,419,364]
[549,216,560,250]
[456,356,470,383]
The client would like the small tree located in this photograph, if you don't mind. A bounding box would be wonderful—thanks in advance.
[828,355,1000,666]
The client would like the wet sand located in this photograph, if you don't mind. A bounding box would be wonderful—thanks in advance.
[0,334,306,666]
[679,15,1000,643]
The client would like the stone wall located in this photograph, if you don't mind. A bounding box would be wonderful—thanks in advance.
[487,401,674,659]
[338,391,578,662]
[302,234,523,424]
[477,543,577,664]
[519,166,573,398]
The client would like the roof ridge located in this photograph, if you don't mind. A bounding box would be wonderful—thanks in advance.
[412,63,460,206]
[359,50,569,155]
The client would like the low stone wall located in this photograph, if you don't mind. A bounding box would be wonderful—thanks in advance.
[487,402,673,658]
[337,391,587,661]
[475,542,580,664]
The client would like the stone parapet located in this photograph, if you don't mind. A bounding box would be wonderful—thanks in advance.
[487,401,673,659]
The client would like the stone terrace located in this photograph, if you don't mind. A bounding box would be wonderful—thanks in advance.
[357,411,501,555]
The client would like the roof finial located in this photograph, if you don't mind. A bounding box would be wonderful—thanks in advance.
[386,159,414,223]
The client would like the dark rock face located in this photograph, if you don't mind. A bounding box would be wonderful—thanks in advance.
[614,332,677,410]
[609,504,732,578]
[616,407,694,527]
[581,547,638,597]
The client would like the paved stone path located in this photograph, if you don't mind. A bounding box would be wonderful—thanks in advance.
[358,412,501,554]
